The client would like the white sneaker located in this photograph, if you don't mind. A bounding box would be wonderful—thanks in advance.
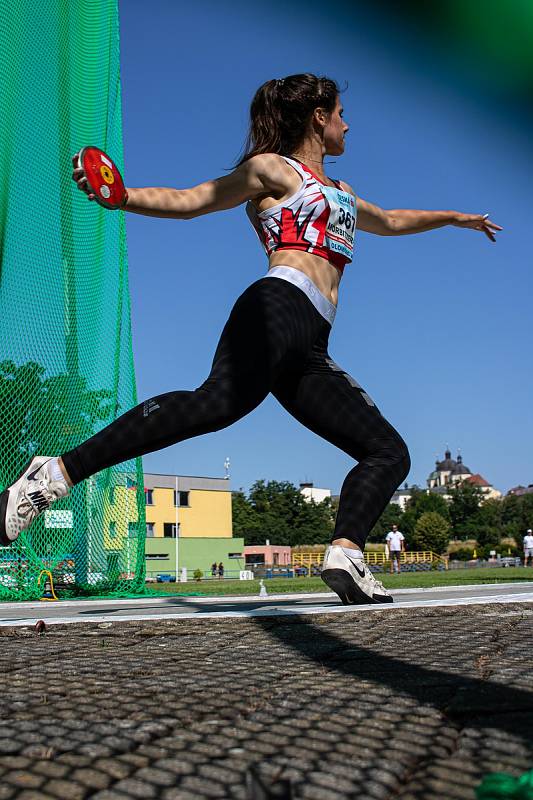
[0,456,70,545]
[321,545,393,605]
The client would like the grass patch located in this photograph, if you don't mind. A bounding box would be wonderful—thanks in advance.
[147,567,533,597]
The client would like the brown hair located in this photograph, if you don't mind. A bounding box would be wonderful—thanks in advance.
[237,73,340,165]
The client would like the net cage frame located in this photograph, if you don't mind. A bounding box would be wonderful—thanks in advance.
[0,0,146,600]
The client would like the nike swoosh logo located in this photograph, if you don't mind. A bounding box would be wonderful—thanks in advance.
[346,556,366,578]
[27,460,50,481]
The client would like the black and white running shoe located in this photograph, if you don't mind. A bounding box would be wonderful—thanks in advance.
[0,456,70,545]
[321,545,393,605]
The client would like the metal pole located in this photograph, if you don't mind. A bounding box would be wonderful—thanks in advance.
[126,485,131,577]
[175,474,179,581]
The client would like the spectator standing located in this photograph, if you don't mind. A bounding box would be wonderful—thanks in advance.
[218,561,224,580]
[523,529,533,567]
[211,562,217,578]
[386,525,405,574]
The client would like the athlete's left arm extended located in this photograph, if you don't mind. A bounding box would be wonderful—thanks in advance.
[354,192,502,242]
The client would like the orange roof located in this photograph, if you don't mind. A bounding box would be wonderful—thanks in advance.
[466,474,490,487]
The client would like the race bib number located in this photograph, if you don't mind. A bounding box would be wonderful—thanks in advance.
[323,187,356,262]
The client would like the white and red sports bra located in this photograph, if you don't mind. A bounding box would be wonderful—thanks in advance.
[246,156,356,273]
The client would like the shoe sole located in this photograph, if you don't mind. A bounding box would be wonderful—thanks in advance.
[321,568,393,605]
[0,458,34,546]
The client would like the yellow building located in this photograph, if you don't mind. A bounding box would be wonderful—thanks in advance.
[144,473,232,539]
[143,473,243,579]
[101,472,243,580]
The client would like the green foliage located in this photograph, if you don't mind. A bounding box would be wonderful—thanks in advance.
[502,492,533,532]
[475,544,502,560]
[231,490,261,542]
[501,521,522,541]
[457,522,501,547]
[193,568,203,582]
[450,547,477,561]
[473,498,503,528]
[499,541,521,557]
[456,498,503,544]
[402,488,450,545]
[404,487,450,518]
[232,480,335,547]
[447,481,484,530]
[449,490,532,543]
[232,478,533,551]
[0,359,115,482]
[367,503,404,543]
[412,512,451,554]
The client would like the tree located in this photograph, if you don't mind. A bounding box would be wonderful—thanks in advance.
[291,495,335,546]
[401,488,450,544]
[447,481,484,532]
[404,488,451,518]
[247,480,298,544]
[412,512,451,554]
[0,359,115,487]
[232,480,335,546]
[501,493,533,538]
[367,503,404,543]
[231,490,260,544]
[461,498,503,546]
[0,360,131,576]
[471,497,502,528]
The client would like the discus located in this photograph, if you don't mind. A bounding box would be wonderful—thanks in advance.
[76,146,127,210]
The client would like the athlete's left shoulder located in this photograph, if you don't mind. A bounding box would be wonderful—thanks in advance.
[337,180,356,197]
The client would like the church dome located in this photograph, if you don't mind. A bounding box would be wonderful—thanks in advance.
[451,454,471,475]
[436,449,456,472]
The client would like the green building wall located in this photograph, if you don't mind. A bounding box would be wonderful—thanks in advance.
[145,537,245,580]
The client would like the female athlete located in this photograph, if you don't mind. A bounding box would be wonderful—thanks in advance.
[0,74,502,604]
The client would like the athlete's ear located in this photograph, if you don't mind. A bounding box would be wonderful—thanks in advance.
[312,106,329,134]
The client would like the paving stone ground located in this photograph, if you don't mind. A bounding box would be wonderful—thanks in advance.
[0,602,531,799]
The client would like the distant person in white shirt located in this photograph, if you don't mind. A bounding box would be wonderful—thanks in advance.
[386,525,405,574]
[523,529,533,567]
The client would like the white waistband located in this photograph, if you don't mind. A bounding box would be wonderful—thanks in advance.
[265,266,337,325]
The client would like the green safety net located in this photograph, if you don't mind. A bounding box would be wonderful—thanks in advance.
[0,0,146,599]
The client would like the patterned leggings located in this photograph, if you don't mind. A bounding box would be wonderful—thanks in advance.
[61,276,410,548]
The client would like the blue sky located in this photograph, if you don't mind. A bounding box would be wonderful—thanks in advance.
[118,0,532,496]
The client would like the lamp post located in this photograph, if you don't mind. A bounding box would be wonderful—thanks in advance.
[175,474,179,581]
[126,482,131,578]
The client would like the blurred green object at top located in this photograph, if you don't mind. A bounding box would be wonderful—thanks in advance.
[476,770,533,800]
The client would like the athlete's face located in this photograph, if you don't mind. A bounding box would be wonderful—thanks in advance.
[322,96,349,156]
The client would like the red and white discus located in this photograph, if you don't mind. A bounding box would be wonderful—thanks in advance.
[77,146,127,210]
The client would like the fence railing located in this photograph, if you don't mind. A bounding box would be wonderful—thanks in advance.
[292,551,449,569]
[146,551,449,583]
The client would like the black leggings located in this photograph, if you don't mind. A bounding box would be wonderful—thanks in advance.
[61,277,410,548]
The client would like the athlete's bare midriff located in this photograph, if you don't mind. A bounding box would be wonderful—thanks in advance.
[267,250,341,307]
[255,156,345,307]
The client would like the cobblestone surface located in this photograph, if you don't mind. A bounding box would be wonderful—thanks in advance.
[0,603,531,798]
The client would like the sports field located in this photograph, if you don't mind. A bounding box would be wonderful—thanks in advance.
[148,567,533,596]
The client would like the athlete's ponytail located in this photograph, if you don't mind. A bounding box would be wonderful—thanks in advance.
[237,73,339,165]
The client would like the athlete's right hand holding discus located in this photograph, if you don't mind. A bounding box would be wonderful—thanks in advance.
[72,153,96,201]
[71,147,128,210]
